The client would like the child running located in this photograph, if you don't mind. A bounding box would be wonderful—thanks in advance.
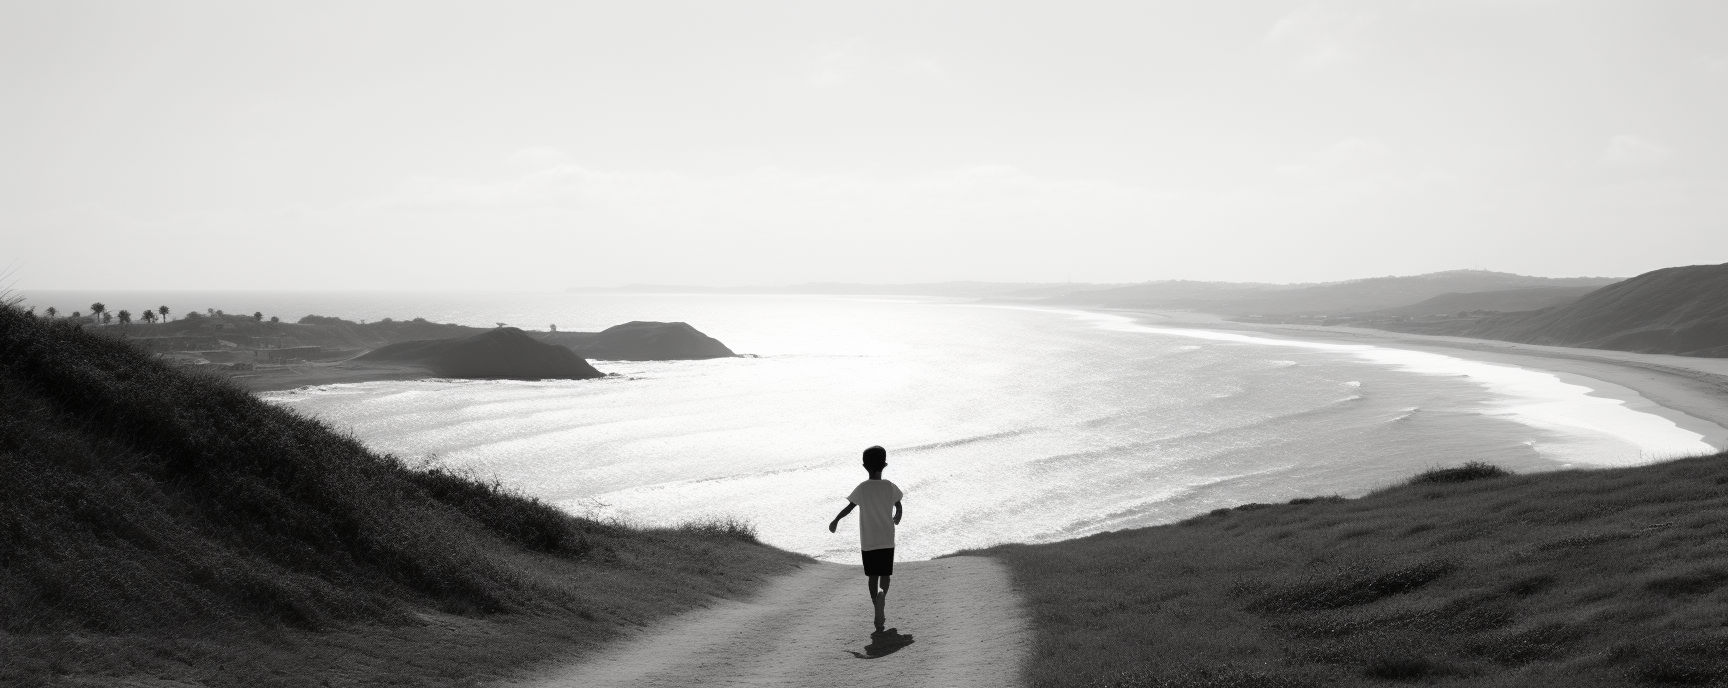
[828,445,904,633]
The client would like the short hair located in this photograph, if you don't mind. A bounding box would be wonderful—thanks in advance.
[862,445,887,469]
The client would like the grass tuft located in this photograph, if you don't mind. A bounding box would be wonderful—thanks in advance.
[1407,461,1511,485]
[676,516,762,544]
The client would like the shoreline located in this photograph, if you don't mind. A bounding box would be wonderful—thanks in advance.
[1103,309,1728,454]
[229,361,440,393]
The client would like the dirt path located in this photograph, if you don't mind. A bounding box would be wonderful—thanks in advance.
[510,556,1029,688]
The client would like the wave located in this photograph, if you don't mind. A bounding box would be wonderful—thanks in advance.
[898,427,1043,453]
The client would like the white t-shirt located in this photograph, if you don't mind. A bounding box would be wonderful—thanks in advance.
[846,479,904,551]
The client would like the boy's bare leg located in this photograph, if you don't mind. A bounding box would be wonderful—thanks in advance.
[870,575,890,632]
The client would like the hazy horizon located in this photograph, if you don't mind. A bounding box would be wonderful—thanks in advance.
[5,1,1726,291]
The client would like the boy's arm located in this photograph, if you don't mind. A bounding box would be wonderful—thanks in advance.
[828,502,856,533]
[893,500,903,525]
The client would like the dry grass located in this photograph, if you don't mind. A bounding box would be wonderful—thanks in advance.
[0,305,806,686]
[966,452,1728,687]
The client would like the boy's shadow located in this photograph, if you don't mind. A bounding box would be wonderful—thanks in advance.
[849,628,915,659]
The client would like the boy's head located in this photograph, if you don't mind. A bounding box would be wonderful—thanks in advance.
[862,445,887,471]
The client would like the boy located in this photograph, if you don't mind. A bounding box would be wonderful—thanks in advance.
[828,445,904,633]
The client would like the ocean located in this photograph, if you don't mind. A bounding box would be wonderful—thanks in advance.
[24,290,1719,562]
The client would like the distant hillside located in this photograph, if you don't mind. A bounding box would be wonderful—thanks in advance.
[1389,263,1728,356]
[568,281,1132,298]
[541,321,735,360]
[0,305,801,685]
[1372,285,1606,317]
[1048,270,1623,315]
[357,327,604,379]
[89,313,735,363]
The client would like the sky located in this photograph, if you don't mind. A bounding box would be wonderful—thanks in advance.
[3,1,1725,290]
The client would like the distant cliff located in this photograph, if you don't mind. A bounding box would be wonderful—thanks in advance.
[357,328,604,379]
[540,321,735,360]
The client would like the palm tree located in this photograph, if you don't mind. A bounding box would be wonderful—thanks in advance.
[141,310,156,325]
[158,305,170,322]
[253,311,263,322]
[44,306,57,319]
[90,302,106,325]
[117,310,132,327]
[102,311,112,324]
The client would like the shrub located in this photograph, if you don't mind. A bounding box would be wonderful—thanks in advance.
[1408,461,1511,485]
[677,516,760,543]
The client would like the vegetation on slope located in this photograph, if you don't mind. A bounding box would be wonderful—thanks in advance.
[1052,270,1620,316]
[541,320,737,360]
[972,451,1728,687]
[356,327,605,379]
[0,304,803,686]
[1376,263,1728,356]
[1368,286,1602,319]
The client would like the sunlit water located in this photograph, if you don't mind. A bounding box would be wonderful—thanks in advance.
[33,290,1711,562]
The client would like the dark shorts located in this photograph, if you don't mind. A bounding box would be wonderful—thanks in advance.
[862,548,895,576]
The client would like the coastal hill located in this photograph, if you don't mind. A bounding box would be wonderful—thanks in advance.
[974,453,1728,686]
[540,321,736,360]
[0,304,801,685]
[119,314,733,362]
[355,327,604,379]
[562,271,1625,316]
[1044,270,1623,316]
[1375,263,1728,356]
[1369,285,1603,318]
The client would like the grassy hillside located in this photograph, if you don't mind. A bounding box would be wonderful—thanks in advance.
[1374,263,1728,356]
[0,304,804,686]
[972,453,1728,687]
[541,321,736,360]
[1370,286,1603,318]
[356,327,604,379]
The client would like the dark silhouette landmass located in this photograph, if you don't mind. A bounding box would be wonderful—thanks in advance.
[1364,263,1728,356]
[540,321,736,360]
[0,304,801,685]
[357,327,604,379]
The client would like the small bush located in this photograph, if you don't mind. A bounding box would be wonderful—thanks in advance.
[1408,461,1511,485]
[677,516,759,543]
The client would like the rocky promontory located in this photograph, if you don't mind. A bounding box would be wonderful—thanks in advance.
[540,321,736,360]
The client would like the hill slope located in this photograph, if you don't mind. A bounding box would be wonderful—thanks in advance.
[1377,263,1728,356]
[541,321,736,360]
[1049,271,1621,315]
[0,305,800,685]
[356,327,604,379]
[1371,285,1602,317]
[973,453,1728,687]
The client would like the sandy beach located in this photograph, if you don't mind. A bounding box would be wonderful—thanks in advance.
[1110,309,1728,453]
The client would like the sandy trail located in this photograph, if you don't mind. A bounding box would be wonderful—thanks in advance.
[512,556,1028,688]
